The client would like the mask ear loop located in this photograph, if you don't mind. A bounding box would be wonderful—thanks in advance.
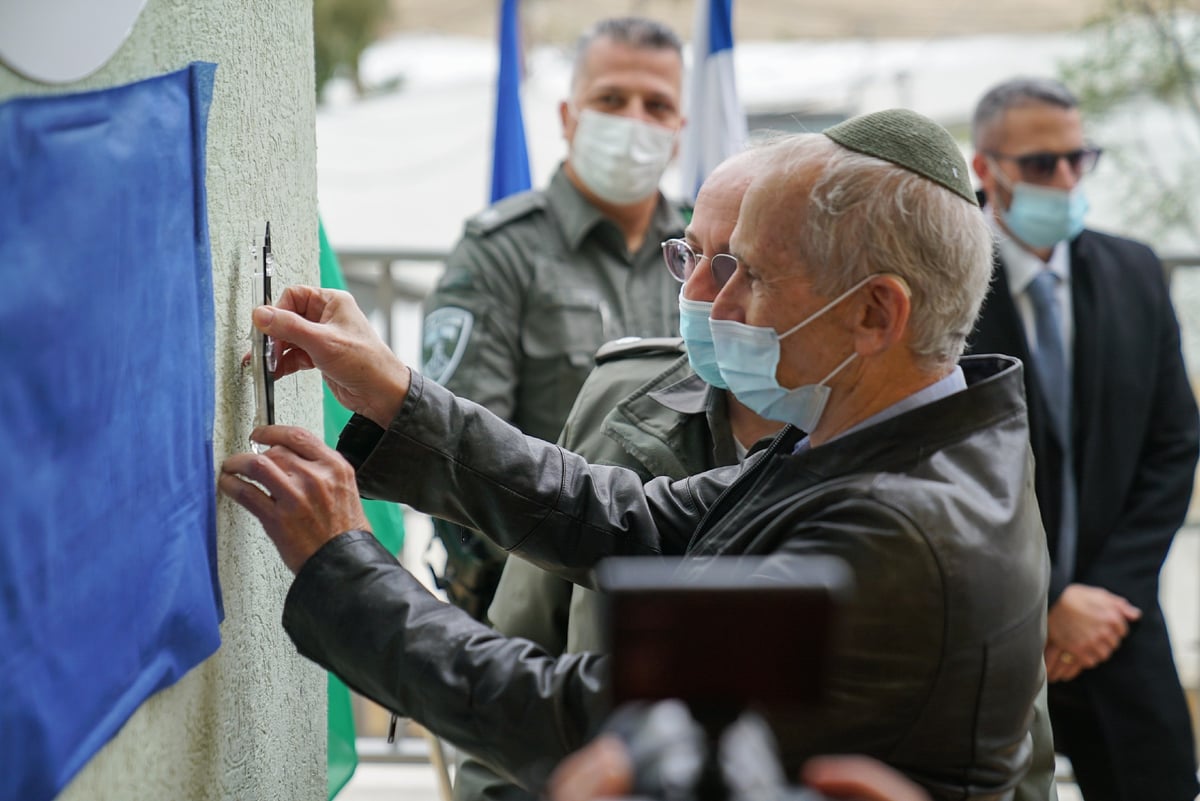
[777,273,879,341]
[984,155,1022,201]
[985,155,1019,195]
[888,273,913,300]
[982,157,1026,237]
[818,351,858,388]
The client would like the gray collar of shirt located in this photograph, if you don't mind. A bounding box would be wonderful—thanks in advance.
[793,366,968,454]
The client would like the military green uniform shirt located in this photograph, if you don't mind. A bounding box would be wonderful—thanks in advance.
[422,165,684,443]
[422,165,686,621]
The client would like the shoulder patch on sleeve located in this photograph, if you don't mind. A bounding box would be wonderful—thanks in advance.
[465,191,547,236]
[422,306,475,385]
[594,336,687,365]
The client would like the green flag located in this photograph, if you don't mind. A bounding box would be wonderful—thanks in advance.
[320,218,406,798]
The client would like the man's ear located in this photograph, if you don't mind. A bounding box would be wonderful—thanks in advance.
[559,101,572,140]
[855,275,911,357]
[669,116,687,162]
[971,151,990,184]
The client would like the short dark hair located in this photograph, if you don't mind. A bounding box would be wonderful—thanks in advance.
[570,17,683,90]
[972,78,1079,150]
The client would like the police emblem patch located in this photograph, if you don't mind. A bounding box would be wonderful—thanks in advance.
[422,306,474,385]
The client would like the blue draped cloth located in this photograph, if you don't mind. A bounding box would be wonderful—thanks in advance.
[0,62,221,801]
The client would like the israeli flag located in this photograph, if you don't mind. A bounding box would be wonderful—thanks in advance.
[489,0,531,202]
[679,0,748,203]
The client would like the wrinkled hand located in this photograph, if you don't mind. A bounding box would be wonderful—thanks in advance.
[802,755,932,801]
[546,738,932,801]
[547,736,633,801]
[254,285,411,427]
[219,425,371,574]
[1044,583,1141,682]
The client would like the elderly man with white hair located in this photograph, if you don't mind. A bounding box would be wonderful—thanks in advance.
[221,110,1049,801]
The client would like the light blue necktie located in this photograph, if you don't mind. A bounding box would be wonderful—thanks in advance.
[1027,269,1077,584]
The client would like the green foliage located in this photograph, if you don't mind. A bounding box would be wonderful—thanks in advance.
[314,0,391,100]
[1058,0,1200,248]
[1061,1,1199,114]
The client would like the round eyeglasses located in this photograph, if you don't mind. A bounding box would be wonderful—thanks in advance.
[660,239,739,287]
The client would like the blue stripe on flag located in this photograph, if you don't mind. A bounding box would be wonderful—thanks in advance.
[707,0,735,54]
[679,0,747,202]
[490,0,532,202]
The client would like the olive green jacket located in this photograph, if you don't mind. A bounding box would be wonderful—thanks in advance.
[456,339,739,801]
[490,339,738,656]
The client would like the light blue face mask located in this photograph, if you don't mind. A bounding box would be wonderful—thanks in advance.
[678,292,727,389]
[997,179,1088,250]
[709,275,874,432]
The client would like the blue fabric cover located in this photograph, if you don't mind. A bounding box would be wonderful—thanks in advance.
[0,62,221,801]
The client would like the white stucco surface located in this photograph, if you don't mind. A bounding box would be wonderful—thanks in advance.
[0,1,325,799]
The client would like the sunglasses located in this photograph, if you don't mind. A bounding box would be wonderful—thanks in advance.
[987,146,1102,183]
[661,238,738,287]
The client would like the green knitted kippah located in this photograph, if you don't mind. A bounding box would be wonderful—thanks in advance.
[824,109,978,206]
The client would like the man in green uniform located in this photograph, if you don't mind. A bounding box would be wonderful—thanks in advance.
[450,147,783,801]
[422,17,688,619]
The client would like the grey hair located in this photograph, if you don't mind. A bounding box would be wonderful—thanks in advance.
[972,78,1079,150]
[570,17,683,90]
[773,135,994,371]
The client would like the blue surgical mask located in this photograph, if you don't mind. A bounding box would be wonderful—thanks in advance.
[1000,182,1088,250]
[709,275,873,432]
[678,293,727,389]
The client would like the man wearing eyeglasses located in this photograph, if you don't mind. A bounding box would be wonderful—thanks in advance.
[224,110,1053,800]
[453,147,785,801]
[968,77,1199,801]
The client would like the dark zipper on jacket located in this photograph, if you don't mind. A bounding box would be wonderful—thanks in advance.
[687,425,797,550]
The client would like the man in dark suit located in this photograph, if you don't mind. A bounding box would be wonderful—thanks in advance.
[968,77,1200,801]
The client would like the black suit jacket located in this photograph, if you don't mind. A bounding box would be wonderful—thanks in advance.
[968,229,1198,607]
[967,229,1200,793]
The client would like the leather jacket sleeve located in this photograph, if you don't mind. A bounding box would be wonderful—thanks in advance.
[282,530,609,791]
[337,371,740,585]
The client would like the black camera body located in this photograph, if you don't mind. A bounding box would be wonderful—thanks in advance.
[596,556,852,801]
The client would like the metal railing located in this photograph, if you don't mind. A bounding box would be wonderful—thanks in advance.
[1165,255,1200,274]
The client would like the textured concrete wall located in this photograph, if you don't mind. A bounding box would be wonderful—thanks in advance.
[0,1,325,799]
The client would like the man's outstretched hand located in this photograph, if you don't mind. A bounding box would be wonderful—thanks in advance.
[256,286,411,428]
